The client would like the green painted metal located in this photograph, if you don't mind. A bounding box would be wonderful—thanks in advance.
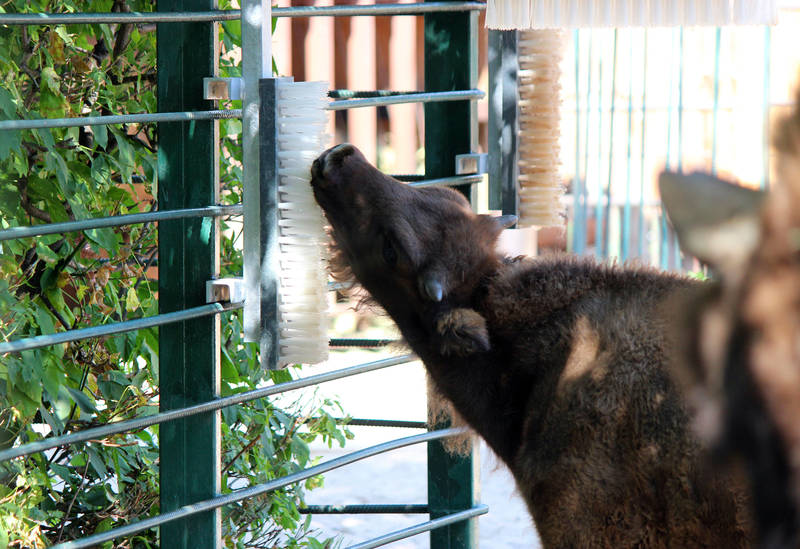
[157,0,221,546]
[424,2,480,547]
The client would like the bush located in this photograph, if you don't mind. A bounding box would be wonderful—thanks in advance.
[0,1,349,546]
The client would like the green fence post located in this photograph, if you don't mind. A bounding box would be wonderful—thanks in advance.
[157,1,221,547]
[424,2,481,547]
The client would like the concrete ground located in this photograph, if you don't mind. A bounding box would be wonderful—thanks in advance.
[301,349,542,548]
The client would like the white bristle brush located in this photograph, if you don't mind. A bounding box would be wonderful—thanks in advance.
[274,79,331,366]
[517,29,565,228]
[490,0,777,231]
[486,0,778,30]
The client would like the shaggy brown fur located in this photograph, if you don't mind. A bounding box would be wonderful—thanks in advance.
[661,91,800,549]
[311,143,754,548]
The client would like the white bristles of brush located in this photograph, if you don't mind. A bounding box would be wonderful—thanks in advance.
[517,29,565,228]
[275,79,331,365]
[486,0,777,29]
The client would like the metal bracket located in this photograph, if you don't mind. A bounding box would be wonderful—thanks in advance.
[455,153,488,175]
[203,77,243,101]
[206,277,245,304]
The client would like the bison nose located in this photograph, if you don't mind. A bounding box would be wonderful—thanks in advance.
[312,143,358,182]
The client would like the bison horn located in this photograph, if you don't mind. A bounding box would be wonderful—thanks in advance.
[494,214,518,229]
[479,214,518,231]
[420,274,444,302]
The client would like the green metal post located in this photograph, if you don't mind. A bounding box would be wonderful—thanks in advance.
[157,1,221,547]
[424,3,480,548]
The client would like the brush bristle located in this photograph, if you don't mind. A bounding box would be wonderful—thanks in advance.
[517,29,565,228]
[276,79,330,365]
[486,0,777,29]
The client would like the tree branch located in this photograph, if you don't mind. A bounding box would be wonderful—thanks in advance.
[16,176,52,224]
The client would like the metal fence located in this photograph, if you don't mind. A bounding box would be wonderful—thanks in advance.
[0,1,487,547]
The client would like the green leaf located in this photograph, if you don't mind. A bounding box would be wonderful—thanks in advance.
[39,405,65,435]
[39,88,66,118]
[40,67,60,94]
[66,387,97,415]
[0,517,8,549]
[87,447,108,477]
[93,122,108,149]
[45,151,70,193]
[54,26,74,47]
[8,384,40,418]
[41,363,64,402]
[0,130,21,162]
[85,227,119,253]
[35,305,56,334]
[290,435,309,467]
[94,517,114,534]
[124,287,140,312]
[0,87,16,118]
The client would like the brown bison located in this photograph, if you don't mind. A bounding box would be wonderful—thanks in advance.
[660,93,800,549]
[311,143,753,547]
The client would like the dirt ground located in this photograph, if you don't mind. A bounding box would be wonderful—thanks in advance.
[301,348,542,548]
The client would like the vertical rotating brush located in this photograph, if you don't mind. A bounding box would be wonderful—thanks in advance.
[487,1,776,233]
[275,79,331,365]
[517,29,565,228]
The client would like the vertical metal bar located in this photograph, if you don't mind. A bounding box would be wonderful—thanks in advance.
[637,30,648,260]
[594,39,604,259]
[580,31,593,256]
[762,26,771,190]
[488,30,519,216]
[603,30,618,259]
[425,1,480,546]
[257,78,280,369]
[572,29,584,254]
[157,0,221,546]
[675,27,685,269]
[660,29,677,270]
[711,27,721,175]
[242,0,272,349]
[622,30,633,262]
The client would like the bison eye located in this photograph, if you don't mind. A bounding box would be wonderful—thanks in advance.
[381,235,398,266]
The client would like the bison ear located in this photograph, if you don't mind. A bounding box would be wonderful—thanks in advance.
[435,308,490,356]
[659,171,765,273]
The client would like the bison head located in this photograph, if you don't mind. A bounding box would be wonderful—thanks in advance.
[310,143,516,355]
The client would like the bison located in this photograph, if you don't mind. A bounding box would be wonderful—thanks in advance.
[660,93,800,549]
[310,144,753,547]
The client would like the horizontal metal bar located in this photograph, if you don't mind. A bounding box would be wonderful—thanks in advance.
[300,504,429,515]
[392,174,427,182]
[0,109,242,131]
[0,2,484,26]
[0,302,241,355]
[328,281,355,292]
[0,204,242,242]
[346,418,427,429]
[329,90,418,99]
[329,338,396,348]
[328,90,484,111]
[51,427,466,549]
[346,505,489,549]
[409,174,483,188]
[0,10,239,24]
[1,90,482,131]
[0,355,415,463]
[274,2,485,17]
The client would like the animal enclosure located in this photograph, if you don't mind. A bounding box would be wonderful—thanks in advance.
[0,0,485,547]
[3,1,800,548]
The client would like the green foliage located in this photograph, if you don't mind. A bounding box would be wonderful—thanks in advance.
[0,1,350,547]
